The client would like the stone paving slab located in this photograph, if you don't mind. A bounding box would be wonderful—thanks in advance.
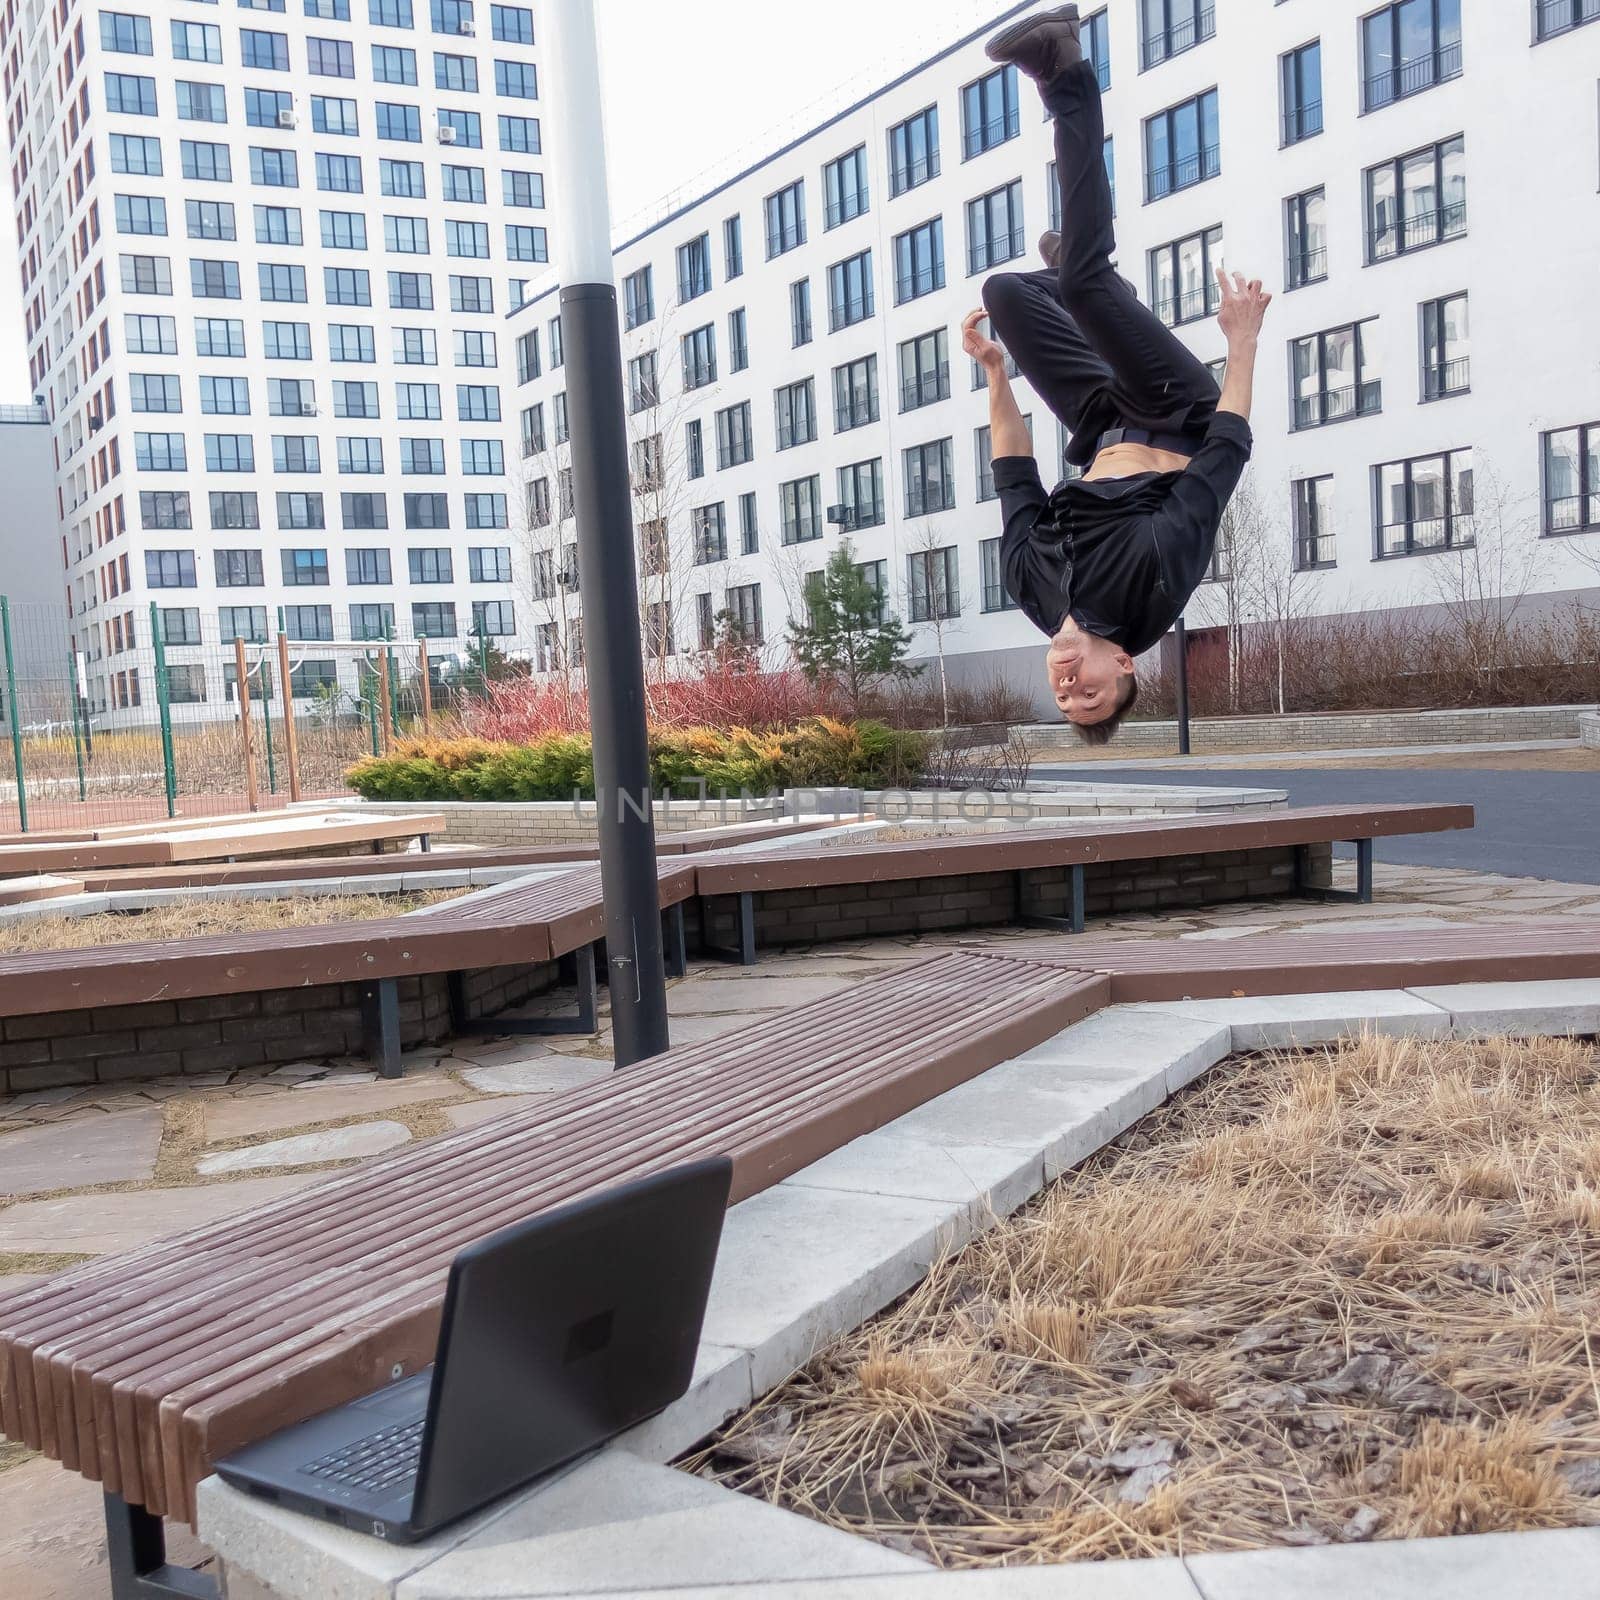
[0,1107,164,1197]
[197,1121,412,1175]
[1405,979,1600,1039]
[1012,1006,1233,1094]
[459,1057,612,1095]
[0,1175,317,1253]
[205,1081,460,1142]
[1128,990,1454,1051]
[441,1096,544,1130]
[667,975,861,1014]
[595,1566,1204,1599]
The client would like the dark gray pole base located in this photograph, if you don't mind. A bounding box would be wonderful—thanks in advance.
[359,978,402,1078]
[104,1494,218,1599]
[697,893,757,965]
[1016,864,1087,933]
[1295,838,1374,904]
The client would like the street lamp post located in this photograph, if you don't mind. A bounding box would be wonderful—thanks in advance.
[1173,617,1192,756]
[547,0,670,1067]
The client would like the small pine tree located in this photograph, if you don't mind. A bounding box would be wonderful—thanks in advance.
[787,540,919,714]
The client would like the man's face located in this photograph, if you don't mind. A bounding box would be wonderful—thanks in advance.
[1047,628,1129,725]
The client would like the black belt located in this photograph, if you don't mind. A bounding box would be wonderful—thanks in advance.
[1097,426,1200,458]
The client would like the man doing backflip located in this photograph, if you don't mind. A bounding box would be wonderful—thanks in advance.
[968,4,1272,742]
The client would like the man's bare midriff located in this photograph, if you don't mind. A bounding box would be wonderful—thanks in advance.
[1083,442,1193,482]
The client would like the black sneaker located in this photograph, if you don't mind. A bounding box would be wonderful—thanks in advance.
[984,5,1083,82]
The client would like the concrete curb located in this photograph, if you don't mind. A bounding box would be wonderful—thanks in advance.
[198,981,1600,1600]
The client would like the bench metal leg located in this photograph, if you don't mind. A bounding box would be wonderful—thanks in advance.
[663,901,688,978]
[1016,864,1086,934]
[1295,838,1374,905]
[419,833,431,853]
[446,943,600,1037]
[359,977,402,1079]
[698,892,756,965]
[104,1493,218,1599]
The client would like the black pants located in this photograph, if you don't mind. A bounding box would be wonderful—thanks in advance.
[981,60,1219,470]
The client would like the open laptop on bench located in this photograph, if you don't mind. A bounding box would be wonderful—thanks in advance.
[217,1157,733,1543]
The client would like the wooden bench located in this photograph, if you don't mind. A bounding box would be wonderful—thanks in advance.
[691,802,1475,962]
[0,949,1108,1587]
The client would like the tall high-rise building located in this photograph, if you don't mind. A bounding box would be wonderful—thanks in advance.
[513,0,1600,713]
[0,0,545,716]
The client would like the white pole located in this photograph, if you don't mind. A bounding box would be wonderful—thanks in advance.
[547,0,616,285]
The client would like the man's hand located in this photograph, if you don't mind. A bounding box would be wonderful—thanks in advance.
[1215,269,1271,348]
[962,308,1007,375]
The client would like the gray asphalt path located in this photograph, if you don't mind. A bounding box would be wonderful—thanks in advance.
[1033,764,1600,883]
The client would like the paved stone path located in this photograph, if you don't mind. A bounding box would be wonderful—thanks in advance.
[4,860,1600,1597]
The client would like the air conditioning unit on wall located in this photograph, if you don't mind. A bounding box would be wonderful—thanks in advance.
[437,125,458,144]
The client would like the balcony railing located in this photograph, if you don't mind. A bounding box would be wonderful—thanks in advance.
[1141,5,1215,69]
[967,227,1026,276]
[1282,100,1322,145]
[1362,40,1463,111]
[1378,514,1473,558]
[982,581,1018,613]
[1295,535,1337,572]
[1293,378,1382,430]
[835,396,876,430]
[1145,143,1220,202]
[905,483,955,519]
[825,191,868,229]
[895,263,945,303]
[901,365,949,411]
[1538,0,1600,40]
[775,419,815,450]
[1154,283,1221,328]
[1371,200,1467,261]
[829,293,873,332]
[1422,357,1470,401]
[1545,493,1600,535]
[962,110,1019,161]
[1287,245,1328,289]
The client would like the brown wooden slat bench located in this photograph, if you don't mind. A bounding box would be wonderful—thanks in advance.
[0,861,697,1081]
[0,949,1107,1595]
[690,802,1475,962]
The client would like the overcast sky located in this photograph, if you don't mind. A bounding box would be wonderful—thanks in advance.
[0,0,997,403]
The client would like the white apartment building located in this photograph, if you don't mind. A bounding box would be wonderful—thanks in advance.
[0,0,547,718]
[512,0,1600,715]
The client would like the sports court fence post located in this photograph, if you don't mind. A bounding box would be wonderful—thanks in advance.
[418,641,433,732]
[259,652,277,797]
[234,635,259,812]
[276,632,302,803]
[1,596,27,832]
[67,649,87,803]
[365,663,381,757]
[376,651,393,754]
[150,603,178,818]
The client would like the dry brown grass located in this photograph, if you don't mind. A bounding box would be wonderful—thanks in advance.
[0,889,465,954]
[690,1034,1600,1564]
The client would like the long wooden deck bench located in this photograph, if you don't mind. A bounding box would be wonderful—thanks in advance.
[0,949,1107,1578]
[691,802,1475,962]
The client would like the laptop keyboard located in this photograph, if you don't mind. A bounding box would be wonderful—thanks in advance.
[303,1418,425,1495]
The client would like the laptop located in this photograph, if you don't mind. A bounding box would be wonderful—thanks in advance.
[216,1156,733,1543]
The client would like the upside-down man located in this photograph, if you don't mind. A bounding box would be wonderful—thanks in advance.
[968,4,1272,742]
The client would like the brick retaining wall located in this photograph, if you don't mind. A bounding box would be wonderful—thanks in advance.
[1581,713,1600,751]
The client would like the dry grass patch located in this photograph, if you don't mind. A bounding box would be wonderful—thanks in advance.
[0,890,465,954]
[689,1034,1600,1564]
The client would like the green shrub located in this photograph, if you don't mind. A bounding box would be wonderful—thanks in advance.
[344,718,927,803]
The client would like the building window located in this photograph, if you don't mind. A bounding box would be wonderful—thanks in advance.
[351,603,396,641]
[907,546,960,622]
[739,492,759,555]
[105,71,158,115]
[904,438,956,517]
[1144,89,1220,201]
[780,476,823,545]
[676,232,712,301]
[211,491,260,530]
[966,180,1025,275]
[791,279,813,347]
[682,324,717,390]
[715,402,754,469]
[408,546,453,584]
[775,379,817,450]
[135,432,187,472]
[1421,293,1470,401]
[145,549,196,587]
[827,250,874,331]
[181,140,232,183]
[1374,449,1473,557]
[1292,320,1382,430]
[413,602,458,639]
[1148,225,1223,327]
[832,355,879,431]
[1081,6,1112,89]
[836,458,885,531]
[628,351,658,414]
[1140,0,1215,70]
[219,607,270,645]
[1366,136,1466,263]
[1361,0,1462,113]
[215,548,264,587]
[1292,476,1336,570]
[899,329,950,412]
[979,536,1018,612]
[469,545,513,583]
[623,264,654,329]
[158,608,203,647]
[887,222,940,307]
[823,146,869,229]
[692,503,728,565]
[1543,422,1600,534]
[724,215,743,279]
[729,308,749,372]
[888,105,940,196]
[725,583,762,645]
[764,179,805,258]
[961,65,1019,159]
[1285,188,1327,290]
[1537,0,1600,40]
[471,600,515,637]
[465,495,508,530]
[284,605,334,642]
[685,418,704,480]
[1281,40,1322,145]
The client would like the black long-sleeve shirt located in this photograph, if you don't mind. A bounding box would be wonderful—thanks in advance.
[993,410,1254,657]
